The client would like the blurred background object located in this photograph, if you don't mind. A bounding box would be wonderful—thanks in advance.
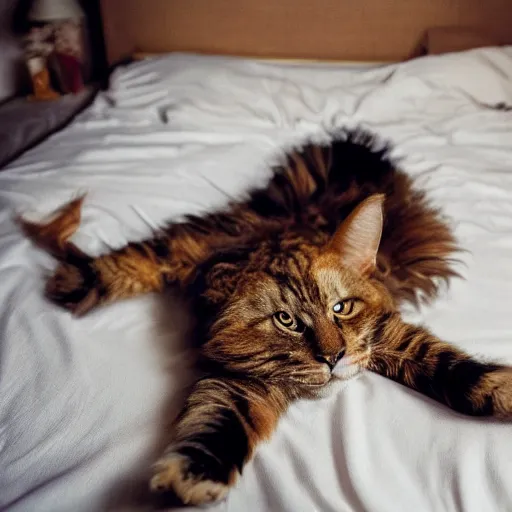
[1,0,107,103]
[0,0,107,166]
[25,0,87,96]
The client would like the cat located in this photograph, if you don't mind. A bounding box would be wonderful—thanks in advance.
[19,130,512,506]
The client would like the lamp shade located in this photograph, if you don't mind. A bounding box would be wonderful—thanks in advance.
[28,0,84,21]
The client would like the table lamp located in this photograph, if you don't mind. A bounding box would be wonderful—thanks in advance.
[28,0,84,21]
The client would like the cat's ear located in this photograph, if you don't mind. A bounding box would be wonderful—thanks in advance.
[326,194,384,274]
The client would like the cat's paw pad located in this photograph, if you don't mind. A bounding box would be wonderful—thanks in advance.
[150,453,230,506]
[46,260,100,316]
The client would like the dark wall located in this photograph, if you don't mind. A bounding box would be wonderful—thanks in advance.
[0,0,26,100]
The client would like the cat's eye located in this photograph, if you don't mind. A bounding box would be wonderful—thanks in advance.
[333,299,356,317]
[273,311,304,333]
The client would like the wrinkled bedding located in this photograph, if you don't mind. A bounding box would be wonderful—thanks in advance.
[1,48,512,512]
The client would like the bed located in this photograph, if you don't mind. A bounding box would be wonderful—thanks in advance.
[2,2,512,511]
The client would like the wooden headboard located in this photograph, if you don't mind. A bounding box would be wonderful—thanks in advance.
[100,0,512,66]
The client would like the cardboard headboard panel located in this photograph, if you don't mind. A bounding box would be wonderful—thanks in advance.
[100,0,512,66]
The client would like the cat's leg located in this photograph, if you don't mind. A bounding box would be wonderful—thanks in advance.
[41,237,179,315]
[369,314,512,418]
[19,198,178,315]
[150,377,287,506]
[18,198,235,315]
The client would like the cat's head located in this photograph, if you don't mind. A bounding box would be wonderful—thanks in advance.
[200,195,395,393]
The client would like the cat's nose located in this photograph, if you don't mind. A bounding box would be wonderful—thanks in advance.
[316,348,346,370]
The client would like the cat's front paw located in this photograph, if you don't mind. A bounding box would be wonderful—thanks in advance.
[46,259,100,316]
[150,451,234,506]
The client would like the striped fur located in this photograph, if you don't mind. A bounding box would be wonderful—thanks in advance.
[367,315,512,417]
[19,129,508,507]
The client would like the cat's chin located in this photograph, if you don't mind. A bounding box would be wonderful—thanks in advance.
[331,354,367,381]
[312,360,364,399]
[331,365,362,381]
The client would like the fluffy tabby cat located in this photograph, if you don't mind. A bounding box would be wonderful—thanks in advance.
[20,130,512,506]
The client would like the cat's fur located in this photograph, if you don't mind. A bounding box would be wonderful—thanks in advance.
[20,130,512,506]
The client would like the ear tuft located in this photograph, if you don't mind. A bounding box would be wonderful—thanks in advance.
[327,194,385,274]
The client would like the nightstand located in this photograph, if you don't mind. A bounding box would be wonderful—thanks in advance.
[0,85,98,169]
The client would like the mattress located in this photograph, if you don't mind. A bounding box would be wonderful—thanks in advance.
[1,48,512,512]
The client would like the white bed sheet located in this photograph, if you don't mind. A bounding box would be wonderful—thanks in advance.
[1,48,512,512]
